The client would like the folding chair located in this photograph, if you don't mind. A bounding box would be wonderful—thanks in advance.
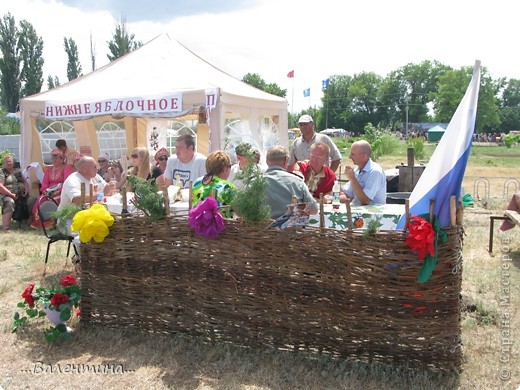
[37,195,78,264]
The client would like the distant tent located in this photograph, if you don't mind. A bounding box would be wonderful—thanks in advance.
[427,125,446,142]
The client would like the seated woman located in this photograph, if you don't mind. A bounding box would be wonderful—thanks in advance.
[126,148,151,191]
[107,159,127,190]
[151,148,169,181]
[0,155,35,230]
[228,144,262,190]
[192,151,237,218]
[30,149,74,229]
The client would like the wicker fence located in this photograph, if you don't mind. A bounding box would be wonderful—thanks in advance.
[80,214,463,371]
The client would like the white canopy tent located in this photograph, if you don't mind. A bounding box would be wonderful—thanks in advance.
[19,33,288,170]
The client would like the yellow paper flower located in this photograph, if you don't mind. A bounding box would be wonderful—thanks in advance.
[71,204,115,243]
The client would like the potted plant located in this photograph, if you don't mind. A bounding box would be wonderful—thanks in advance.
[13,274,82,342]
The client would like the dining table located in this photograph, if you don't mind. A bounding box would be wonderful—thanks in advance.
[308,203,406,230]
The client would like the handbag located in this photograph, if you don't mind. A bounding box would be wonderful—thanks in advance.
[13,196,30,221]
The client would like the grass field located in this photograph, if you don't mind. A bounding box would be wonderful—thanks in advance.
[0,142,519,389]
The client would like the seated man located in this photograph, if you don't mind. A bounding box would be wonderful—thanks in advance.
[264,145,318,219]
[291,142,336,199]
[59,156,117,209]
[55,139,78,167]
[340,140,386,205]
[156,134,207,189]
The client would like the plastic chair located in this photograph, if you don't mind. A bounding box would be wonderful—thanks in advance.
[37,195,78,264]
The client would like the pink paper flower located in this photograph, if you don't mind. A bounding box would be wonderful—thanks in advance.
[188,196,225,238]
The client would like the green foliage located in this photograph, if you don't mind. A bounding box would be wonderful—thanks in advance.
[19,19,44,97]
[379,132,400,155]
[126,175,166,220]
[232,144,270,224]
[406,137,425,159]
[503,134,514,148]
[46,75,60,89]
[474,300,498,326]
[242,73,287,98]
[52,203,81,233]
[0,13,21,112]
[362,123,382,159]
[0,108,20,134]
[363,216,382,237]
[64,37,82,81]
[107,15,142,62]
[0,149,13,164]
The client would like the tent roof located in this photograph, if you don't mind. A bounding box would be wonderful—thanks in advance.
[427,125,446,133]
[22,33,286,108]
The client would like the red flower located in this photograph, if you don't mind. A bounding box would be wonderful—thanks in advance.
[61,275,78,287]
[404,216,436,260]
[50,293,69,308]
[22,284,35,307]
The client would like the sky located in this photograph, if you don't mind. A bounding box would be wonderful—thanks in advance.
[3,0,520,112]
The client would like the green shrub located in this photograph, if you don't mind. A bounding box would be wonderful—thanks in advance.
[406,137,426,160]
[0,108,20,135]
[362,123,399,160]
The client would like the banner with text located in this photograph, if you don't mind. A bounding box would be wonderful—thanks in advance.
[44,93,183,119]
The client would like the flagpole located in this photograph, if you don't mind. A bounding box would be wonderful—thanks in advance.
[291,83,294,114]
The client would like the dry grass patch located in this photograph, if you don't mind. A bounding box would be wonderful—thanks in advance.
[0,174,519,389]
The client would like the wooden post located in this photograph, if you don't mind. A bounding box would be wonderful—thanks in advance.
[404,199,410,229]
[163,190,170,216]
[319,193,324,229]
[407,148,414,167]
[346,199,353,230]
[291,195,298,204]
[429,199,435,223]
[188,180,193,210]
[450,195,456,227]
[121,188,128,214]
[89,184,94,206]
[80,183,85,207]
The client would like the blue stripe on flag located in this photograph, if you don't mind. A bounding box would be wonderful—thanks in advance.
[396,60,481,229]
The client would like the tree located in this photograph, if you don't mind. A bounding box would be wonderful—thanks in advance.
[320,74,352,131]
[0,13,21,112]
[378,61,451,131]
[498,78,520,131]
[320,72,383,133]
[432,66,500,132]
[106,15,142,62]
[90,32,96,71]
[18,19,44,97]
[242,73,286,97]
[47,75,60,89]
[64,37,82,81]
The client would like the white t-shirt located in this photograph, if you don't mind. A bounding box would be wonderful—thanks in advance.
[59,172,107,210]
[228,163,265,190]
[164,153,207,188]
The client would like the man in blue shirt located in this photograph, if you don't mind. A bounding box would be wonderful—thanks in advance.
[340,140,386,205]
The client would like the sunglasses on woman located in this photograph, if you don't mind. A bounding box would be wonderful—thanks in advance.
[157,156,168,161]
[98,159,107,163]
[131,153,139,158]
[51,155,63,159]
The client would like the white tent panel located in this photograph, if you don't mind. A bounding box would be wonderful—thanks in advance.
[19,33,288,169]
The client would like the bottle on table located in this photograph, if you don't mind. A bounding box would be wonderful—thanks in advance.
[332,180,341,209]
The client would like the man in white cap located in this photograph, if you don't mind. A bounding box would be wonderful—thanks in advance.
[288,114,342,172]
